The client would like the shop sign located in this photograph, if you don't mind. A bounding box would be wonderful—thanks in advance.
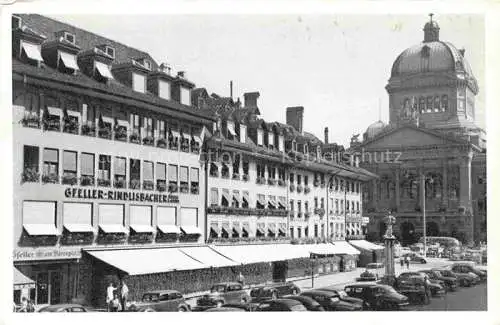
[64,187,179,204]
[13,248,82,262]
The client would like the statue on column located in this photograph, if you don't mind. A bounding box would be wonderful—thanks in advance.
[383,213,396,239]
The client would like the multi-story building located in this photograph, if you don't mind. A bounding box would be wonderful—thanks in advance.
[194,90,375,246]
[12,14,212,306]
[353,15,487,245]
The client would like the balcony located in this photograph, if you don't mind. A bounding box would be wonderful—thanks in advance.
[81,175,95,186]
[314,208,326,217]
[207,206,288,217]
[206,236,292,245]
[114,178,126,189]
[289,184,295,192]
[180,139,190,153]
[42,173,59,184]
[98,127,112,140]
[97,178,111,187]
[129,179,141,189]
[179,183,189,194]
[81,122,96,137]
[63,119,79,135]
[21,114,40,129]
[61,174,78,185]
[256,176,266,185]
[168,182,178,193]
[43,117,61,132]
[297,185,303,193]
[267,178,276,186]
[156,137,167,149]
[129,132,141,144]
[143,180,154,191]
[156,180,167,192]
[114,126,128,142]
[221,169,230,179]
[242,174,249,182]
[278,179,286,187]
[304,211,312,218]
[191,183,199,194]
[232,173,240,181]
[313,179,320,187]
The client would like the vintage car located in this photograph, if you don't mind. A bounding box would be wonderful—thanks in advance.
[419,269,458,291]
[255,298,307,312]
[394,273,431,304]
[433,268,478,287]
[128,290,191,312]
[204,306,247,312]
[344,283,409,310]
[300,290,362,311]
[249,282,300,302]
[316,286,364,307]
[451,262,487,282]
[196,282,250,308]
[401,252,427,264]
[282,295,325,311]
[397,272,445,297]
[356,270,377,282]
[38,303,94,312]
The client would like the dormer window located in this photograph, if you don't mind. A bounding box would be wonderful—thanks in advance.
[12,15,21,29]
[227,120,236,140]
[180,87,191,106]
[64,32,75,44]
[278,135,284,152]
[105,46,115,59]
[158,80,171,100]
[257,129,263,146]
[94,61,113,81]
[143,59,151,70]
[132,72,146,93]
[240,124,247,143]
[58,51,79,73]
[268,132,275,150]
[20,41,43,65]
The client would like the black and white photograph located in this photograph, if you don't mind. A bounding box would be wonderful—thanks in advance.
[1,1,497,323]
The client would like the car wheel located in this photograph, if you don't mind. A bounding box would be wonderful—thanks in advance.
[178,307,187,312]
[144,308,156,312]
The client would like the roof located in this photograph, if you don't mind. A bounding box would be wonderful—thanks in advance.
[18,14,156,68]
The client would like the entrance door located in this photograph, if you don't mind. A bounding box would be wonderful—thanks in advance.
[36,271,62,305]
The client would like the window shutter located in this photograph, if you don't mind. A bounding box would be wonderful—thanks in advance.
[114,157,126,176]
[63,151,77,171]
[43,148,59,163]
[156,163,166,180]
[168,165,178,181]
[143,161,153,181]
[180,167,188,182]
[190,168,199,182]
[81,153,94,175]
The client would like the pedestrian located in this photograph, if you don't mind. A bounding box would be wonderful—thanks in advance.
[405,256,410,269]
[26,299,35,312]
[111,293,121,312]
[120,279,129,312]
[106,282,117,312]
[18,297,28,312]
[237,272,245,286]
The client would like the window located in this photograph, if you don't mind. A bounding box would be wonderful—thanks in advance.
[257,194,266,209]
[352,201,355,212]
[158,80,170,100]
[80,153,94,185]
[268,132,274,149]
[180,87,191,106]
[297,174,302,185]
[158,120,166,140]
[20,41,43,64]
[97,155,111,186]
[156,162,166,191]
[356,202,360,212]
[113,157,126,188]
[129,159,140,189]
[297,200,302,213]
[290,200,294,211]
[242,191,250,208]
[191,168,199,194]
[210,188,219,206]
[304,226,309,237]
[340,200,344,212]
[297,227,302,238]
[268,195,276,209]
[314,224,318,237]
[418,97,425,113]
[143,161,154,190]
[304,175,308,186]
[346,200,350,211]
[168,165,178,192]
[314,197,318,209]
[243,161,249,177]
[290,173,294,183]
[130,113,141,137]
[305,201,309,213]
[278,135,284,152]
[129,205,153,233]
[320,198,325,209]
[58,51,78,73]
[268,165,276,179]
[143,117,153,139]
[43,148,59,183]
[434,96,440,112]
[105,46,115,59]
[232,190,240,208]
[426,96,433,112]
[22,201,58,235]
[335,199,339,213]
[290,227,294,239]
[63,203,93,233]
[180,166,189,193]
[12,15,21,29]
[441,95,448,111]
[240,124,247,143]
[98,204,126,233]
[180,208,198,227]
[257,129,263,146]
[23,145,39,179]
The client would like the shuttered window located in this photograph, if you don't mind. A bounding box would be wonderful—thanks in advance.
[180,208,197,226]
[99,204,124,225]
[157,206,176,225]
[114,157,126,176]
[143,161,153,181]
[81,153,94,176]
[130,205,152,225]
[168,165,178,182]
[156,162,166,180]
[63,151,77,172]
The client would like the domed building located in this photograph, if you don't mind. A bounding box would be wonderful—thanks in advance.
[353,15,486,245]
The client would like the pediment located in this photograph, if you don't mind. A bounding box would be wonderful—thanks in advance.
[361,126,461,150]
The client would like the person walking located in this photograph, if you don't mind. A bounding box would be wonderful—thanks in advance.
[106,282,117,312]
[120,279,129,312]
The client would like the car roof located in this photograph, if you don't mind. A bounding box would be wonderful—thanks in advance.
[143,290,180,295]
[302,289,335,296]
[283,295,317,303]
[206,307,246,312]
[271,298,303,306]
[345,283,378,288]
[40,304,85,311]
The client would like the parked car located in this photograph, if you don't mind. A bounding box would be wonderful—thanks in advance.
[282,295,325,311]
[316,286,364,307]
[419,269,458,291]
[256,299,307,311]
[356,269,377,282]
[393,274,431,305]
[401,252,427,264]
[128,290,190,312]
[433,268,478,287]
[205,306,247,312]
[397,272,445,297]
[196,282,250,308]
[38,304,94,312]
[451,262,487,282]
[344,283,409,310]
[221,303,257,312]
[249,282,300,302]
[300,290,362,311]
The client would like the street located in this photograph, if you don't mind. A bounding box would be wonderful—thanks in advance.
[411,283,487,311]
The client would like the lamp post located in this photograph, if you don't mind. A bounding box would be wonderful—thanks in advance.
[420,173,434,258]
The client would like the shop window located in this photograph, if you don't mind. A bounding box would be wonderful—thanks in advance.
[210,188,219,206]
[113,157,126,188]
[168,164,178,192]
[190,168,199,194]
[80,153,95,186]
[143,161,154,190]
[129,159,140,189]
[42,148,59,184]
[156,162,166,192]
[61,151,77,185]
[23,145,39,183]
[179,166,189,193]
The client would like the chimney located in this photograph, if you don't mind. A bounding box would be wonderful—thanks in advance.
[286,106,304,134]
[230,81,233,100]
[324,127,329,144]
[244,92,260,108]
[459,48,465,57]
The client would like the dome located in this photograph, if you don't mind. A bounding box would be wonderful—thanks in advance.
[391,41,474,78]
[366,120,386,139]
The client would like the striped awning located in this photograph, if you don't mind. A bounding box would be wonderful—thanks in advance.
[242,192,251,206]
[256,223,266,234]
[232,222,241,235]
[221,222,231,234]
[278,197,287,209]
[210,223,219,235]
[268,223,277,235]
[268,196,277,209]
[242,222,250,234]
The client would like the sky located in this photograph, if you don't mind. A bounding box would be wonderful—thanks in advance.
[51,14,484,146]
